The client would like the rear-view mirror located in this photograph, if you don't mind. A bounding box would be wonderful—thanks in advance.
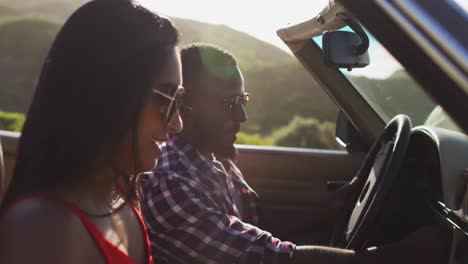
[323,31,370,70]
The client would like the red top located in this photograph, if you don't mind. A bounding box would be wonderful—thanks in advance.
[0,187,153,264]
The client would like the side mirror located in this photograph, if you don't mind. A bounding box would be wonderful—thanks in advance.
[336,111,366,153]
[323,31,370,70]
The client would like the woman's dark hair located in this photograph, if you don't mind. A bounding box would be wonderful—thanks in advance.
[4,0,179,206]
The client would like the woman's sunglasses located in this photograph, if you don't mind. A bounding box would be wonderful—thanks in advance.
[152,85,186,123]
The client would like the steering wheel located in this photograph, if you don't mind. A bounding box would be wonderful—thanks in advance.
[329,114,412,250]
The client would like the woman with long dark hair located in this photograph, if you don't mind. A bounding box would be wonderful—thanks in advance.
[0,0,183,263]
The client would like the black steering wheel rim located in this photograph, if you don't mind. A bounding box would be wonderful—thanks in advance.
[329,114,412,250]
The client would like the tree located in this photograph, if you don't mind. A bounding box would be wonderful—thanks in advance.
[271,116,341,149]
[0,111,25,132]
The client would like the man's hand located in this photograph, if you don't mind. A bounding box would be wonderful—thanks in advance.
[290,224,451,264]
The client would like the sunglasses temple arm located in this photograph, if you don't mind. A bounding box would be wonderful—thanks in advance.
[152,89,176,101]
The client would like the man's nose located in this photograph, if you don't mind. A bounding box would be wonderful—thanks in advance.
[167,111,183,133]
[232,104,247,123]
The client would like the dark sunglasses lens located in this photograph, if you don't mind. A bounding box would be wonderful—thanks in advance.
[226,94,249,111]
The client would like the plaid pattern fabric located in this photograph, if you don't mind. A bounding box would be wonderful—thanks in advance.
[139,134,295,264]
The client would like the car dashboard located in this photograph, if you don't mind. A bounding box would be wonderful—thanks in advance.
[405,126,468,262]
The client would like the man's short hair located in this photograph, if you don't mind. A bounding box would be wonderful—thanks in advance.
[181,43,238,87]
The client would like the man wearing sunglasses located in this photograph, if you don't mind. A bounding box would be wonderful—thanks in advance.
[140,44,290,264]
[139,44,448,264]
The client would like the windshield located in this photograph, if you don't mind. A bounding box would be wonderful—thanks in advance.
[313,28,462,133]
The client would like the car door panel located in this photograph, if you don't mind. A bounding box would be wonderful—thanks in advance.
[236,145,365,242]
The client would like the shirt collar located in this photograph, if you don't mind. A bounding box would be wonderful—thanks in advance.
[165,133,223,182]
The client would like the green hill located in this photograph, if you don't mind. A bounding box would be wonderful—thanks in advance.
[0,0,430,149]
[350,72,434,125]
[243,63,337,133]
[0,0,295,71]
[0,1,337,137]
[0,16,61,113]
[0,0,88,19]
[173,17,294,71]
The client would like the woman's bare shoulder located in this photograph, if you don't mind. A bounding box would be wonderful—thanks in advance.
[0,197,105,264]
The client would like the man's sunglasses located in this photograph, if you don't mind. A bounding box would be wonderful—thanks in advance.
[152,85,186,123]
[222,93,250,112]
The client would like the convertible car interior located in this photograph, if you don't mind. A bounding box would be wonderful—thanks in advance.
[0,0,466,263]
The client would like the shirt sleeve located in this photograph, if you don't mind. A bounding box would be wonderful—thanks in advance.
[140,172,295,264]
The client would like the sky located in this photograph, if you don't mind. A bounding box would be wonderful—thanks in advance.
[137,0,403,79]
[137,1,466,52]
[138,0,328,52]
[137,0,467,79]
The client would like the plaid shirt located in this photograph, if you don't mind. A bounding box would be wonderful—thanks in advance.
[139,134,295,264]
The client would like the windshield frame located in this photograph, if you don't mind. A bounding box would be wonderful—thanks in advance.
[311,28,460,132]
[338,0,468,134]
[283,37,385,147]
[278,0,468,134]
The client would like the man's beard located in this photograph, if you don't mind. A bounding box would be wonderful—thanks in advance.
[193,118,238,160]
[213,142,237,160]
